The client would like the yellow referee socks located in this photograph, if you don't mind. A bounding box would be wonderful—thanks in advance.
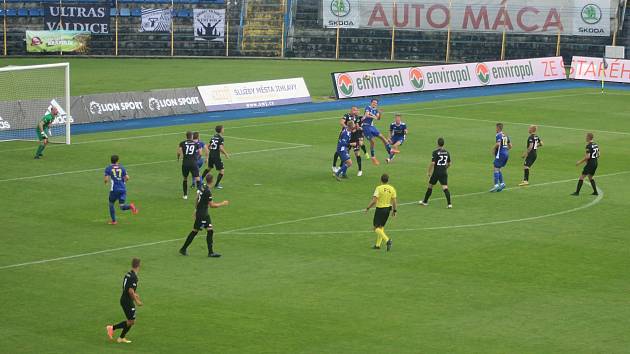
[375,227,389,247]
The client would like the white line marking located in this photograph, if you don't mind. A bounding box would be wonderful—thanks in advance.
[0,145,310,183]
[1,171,626,271]
[227,136,305,146]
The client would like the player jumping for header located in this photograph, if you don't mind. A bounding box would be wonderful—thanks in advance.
[491,123,512,192]
[104,155,138,225]
[572,132,600,196]
[361,99,392,166]
[333,106,367,174]
[386,114,407,163]
[34,106,59,159]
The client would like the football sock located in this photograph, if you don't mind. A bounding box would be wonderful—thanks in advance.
[389,152,395,160]
[35,144,45,156]
[206,229,214,253]
[374,229,382,247]
[423,188,433,203]
[385,144,392,154]
[183,180,188,195]
[575,179,584,193]
[113,321,127,331]
[360,145,367,154]
[120,324,132,338]
[120,204,131,211]
[215,173,224,186]
[333,152,339,167]
[201,169,210,179]
[181,230,198,251]
[375,228,389,246]
[109,202,116,221]
[498,171,504,184]
[197,179,203,191]
[524,169,530,181]
[590,179,597,193]
[356,156,362,170]
[370,148,375,157]
[444,189,451,205]
[493,172,500,185]
[337,163,348,176]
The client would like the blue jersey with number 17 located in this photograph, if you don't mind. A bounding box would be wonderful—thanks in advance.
[495,132,510,158]
[104,164,127,192]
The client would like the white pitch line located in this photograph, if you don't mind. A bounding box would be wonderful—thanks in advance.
[0,145,310,183]
[1,170,626,271]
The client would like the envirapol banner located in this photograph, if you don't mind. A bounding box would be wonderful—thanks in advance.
[44,3,111,34]
[330,0,611,36]
[197,78,312,111]
[332,57,566,99]
[570,56,630,83]
[26,30,91,53]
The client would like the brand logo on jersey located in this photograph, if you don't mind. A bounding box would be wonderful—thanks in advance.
[0,116,10,130]
[581,4,602,24]
[475,63,491,85]
[330,0,351,17]
[409,68,425,90]
[337,74,354,97]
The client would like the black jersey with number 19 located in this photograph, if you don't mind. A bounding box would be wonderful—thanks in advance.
[179,140,200,163]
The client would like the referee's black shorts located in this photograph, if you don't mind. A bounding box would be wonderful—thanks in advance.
[373,206,392,228]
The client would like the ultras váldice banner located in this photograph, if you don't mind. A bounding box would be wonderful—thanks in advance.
[197,78,312,111]
[44,3,111,34]
[570,56,630,83]
[332,57,566,99]
[323,0,611,36]
[26,31,91,53]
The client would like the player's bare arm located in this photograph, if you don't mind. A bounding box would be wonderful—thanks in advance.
[391,197,397,216]
[104,175,110,184]
[492,142,500,154]
[210,200,229,208]
[365,196,378,212]
[339,117,347,128]
[128,288,142,306]
[177,146,183,161]
[220,146,229,159]
[427,161,435,178]
[523,142,534,158]
[576,152,590,166]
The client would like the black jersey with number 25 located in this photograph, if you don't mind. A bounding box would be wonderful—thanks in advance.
[209,134,224,159]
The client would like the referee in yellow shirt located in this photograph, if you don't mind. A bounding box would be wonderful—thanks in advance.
[365,173,397,251]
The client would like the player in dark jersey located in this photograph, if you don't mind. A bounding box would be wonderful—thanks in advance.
[179,173,229,257]
[349,120,365,176]
[519,125,544,186]
[104,155,138,225]
[201,125,230,189]
[572,132,600,196]
[332,107,366,173]
[106,258,143,344]
[420,138,452,208]
[178,131,202,200]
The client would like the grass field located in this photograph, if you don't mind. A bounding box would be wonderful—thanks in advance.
[1,59,630,353]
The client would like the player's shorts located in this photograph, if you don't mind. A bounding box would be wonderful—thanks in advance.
[109,190,127,204]
[338,149,351,163]
[373,207,392,228]
[362,125,380,140]
[493,154,509,168]
[193,213,212,230]
[207,156,224,170]
[196,158,205,169]
[524,152,537,167]
[391,135,405,145]
[120,300,136,320]
[582,161,598,176]
[429,172,448,186]
[182,161,200,178]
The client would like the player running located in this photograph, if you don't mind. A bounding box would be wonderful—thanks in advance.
[419,138,452,208]
[106,258,143,344]
[365,173,397,251]
[179,173,229,257]
[178,131,202,199]
[332,106,366,174]
[519,125,543,186]
[572,132,600,196]
[361,99,392,166]
[104,155,138,225]
[333,121,357,181]
[201,125,229,190]
[386,114,407,163]
[491,123,512,192]
[34,106,59,159]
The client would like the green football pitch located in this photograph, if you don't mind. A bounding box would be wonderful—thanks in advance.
[1,60,630,353]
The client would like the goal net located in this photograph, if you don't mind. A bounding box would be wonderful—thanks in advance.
[0,63,71,144]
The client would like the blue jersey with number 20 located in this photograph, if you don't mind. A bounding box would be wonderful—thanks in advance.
[104,164,127,192]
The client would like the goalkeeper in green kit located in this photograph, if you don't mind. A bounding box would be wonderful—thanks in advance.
[34,107,58,159]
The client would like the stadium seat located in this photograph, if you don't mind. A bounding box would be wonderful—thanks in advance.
[29,8,43,17]
[176,9,191,17]
[110,8,117,16]
[131,8,141,17]
[6,9,17,17]
[119,8,131,17]
[17,8,29,16]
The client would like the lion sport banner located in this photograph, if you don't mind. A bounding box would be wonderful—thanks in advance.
[44,3,111,34]
[326,0,611,36]
[140,8,172,32]
[332,57,567,99]
[194,9,225,41]
[26,30,91,53]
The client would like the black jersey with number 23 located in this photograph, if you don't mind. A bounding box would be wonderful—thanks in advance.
[432,148,451,174]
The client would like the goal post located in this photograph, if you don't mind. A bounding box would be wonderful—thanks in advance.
[0,62,72,144]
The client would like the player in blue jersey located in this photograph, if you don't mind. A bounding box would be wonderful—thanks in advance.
[361,99,392,166]
[104,155,138,225]
[491,123,512,192]
[386,114,407,163]
[192,132,206,189]
[334,121,357,181]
